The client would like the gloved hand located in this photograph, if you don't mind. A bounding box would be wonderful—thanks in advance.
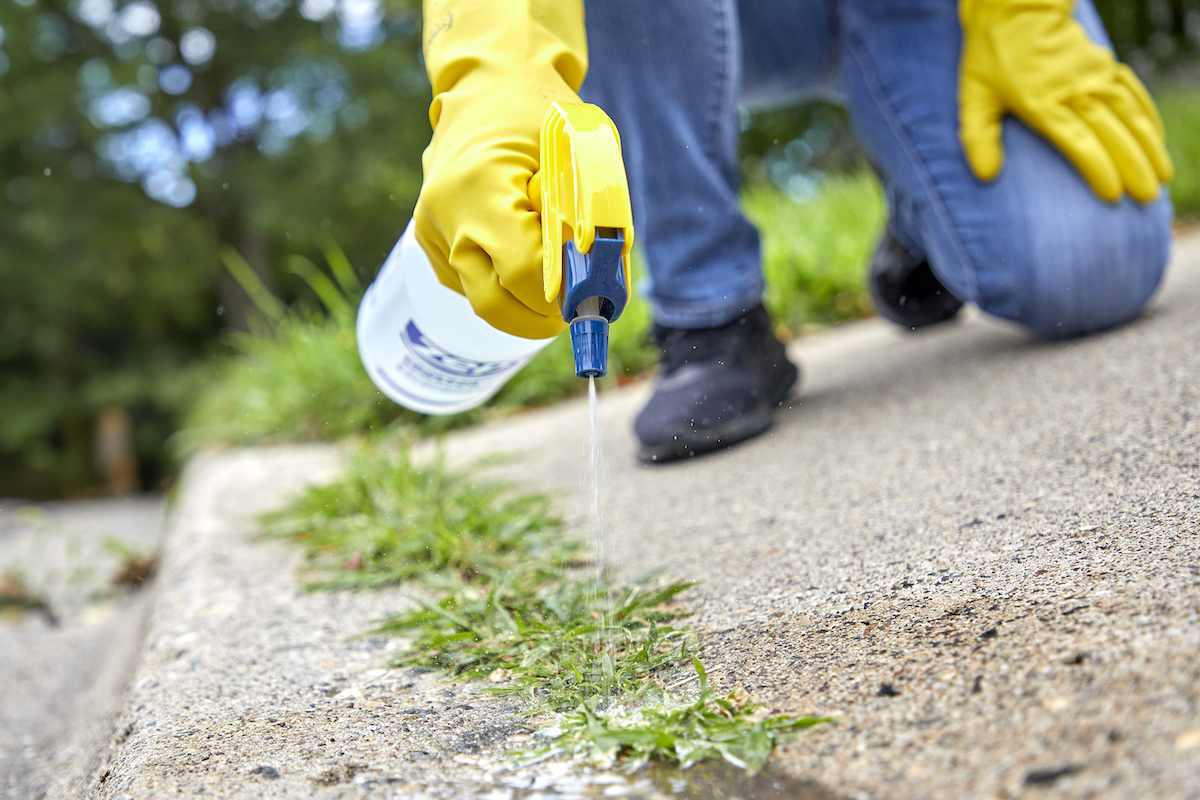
[958,0,1173,204]
[412,0,586,339]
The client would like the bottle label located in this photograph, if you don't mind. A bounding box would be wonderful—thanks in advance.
[396,320,525,393]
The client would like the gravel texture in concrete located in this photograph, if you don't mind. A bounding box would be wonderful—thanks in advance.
[84,447,680,800]
[83,233,1200,799]
[430,234,1200,799]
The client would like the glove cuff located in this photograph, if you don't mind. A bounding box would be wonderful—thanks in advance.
[422,0,587,117]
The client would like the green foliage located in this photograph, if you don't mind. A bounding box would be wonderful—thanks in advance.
[178,179,887,453]
[536,657,832,775]
[1158,85,1200,219]
[265,441,831,774]
[1094,0,1199,71]
[260,443,577,590]
[378,576,695,708]
[176,245,407,451]
[0,0,429,497]
[0,147,219,495]
[743,171,886,334]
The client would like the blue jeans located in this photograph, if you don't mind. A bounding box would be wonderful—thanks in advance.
[579,0,1173,338]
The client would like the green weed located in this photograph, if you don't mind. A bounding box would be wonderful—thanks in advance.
[532,657,832,774]
[376,574,695,708]
[176,245,407,453]
[102,536,158,588]
[261,444,579,591]
[265,443,831,775]
[0,570,57,624]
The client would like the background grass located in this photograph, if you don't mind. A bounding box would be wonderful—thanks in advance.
[1159,85,1200,219]
[178,80,1200,453]
[178,172,884,452]
[746,172,886,335]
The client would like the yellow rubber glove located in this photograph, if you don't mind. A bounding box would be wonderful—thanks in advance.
[412,0,585,339]
[959,0,1173,204]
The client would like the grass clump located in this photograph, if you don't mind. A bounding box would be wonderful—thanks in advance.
[266,442,830,775]
[0,571,57,624]
[177,245,408,453]
[538,657,831,774]
[262,444,579,591]
[377,576,695,708]
[743,170,885,336]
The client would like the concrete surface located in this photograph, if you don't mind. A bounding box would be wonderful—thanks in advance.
[84,447,664,800]
[0,497,166,800]
[80,232,1200,799]
[430,234,1200,799]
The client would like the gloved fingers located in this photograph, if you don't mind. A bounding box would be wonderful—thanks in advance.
[484,190,562,319]
[527,172,543,214]
[1032,102,1123,203]
[412,205,463,292]
[414,180,563,337]
[415,142,560,312]
[959,73,1007,182]
[1114,63,1165,138]
[451,243,567,339]
[1072,95,1160,203]
[1106,81,1175,185]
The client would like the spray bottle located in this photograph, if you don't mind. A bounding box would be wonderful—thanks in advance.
[356,102,633,415]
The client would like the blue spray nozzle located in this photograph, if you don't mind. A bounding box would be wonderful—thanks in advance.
[569,317,609,379]
[560,231,627,379]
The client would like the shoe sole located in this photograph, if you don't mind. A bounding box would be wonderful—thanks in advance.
[637,361,799,464]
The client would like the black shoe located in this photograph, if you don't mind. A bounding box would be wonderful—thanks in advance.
[634,305,799,463]
[868,227,963,330]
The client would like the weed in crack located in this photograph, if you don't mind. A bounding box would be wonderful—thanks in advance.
[375,574,696,709]
[261,444,582,591]
[265,442,831,774]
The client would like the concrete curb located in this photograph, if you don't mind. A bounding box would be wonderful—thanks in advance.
[84,234,1200,799]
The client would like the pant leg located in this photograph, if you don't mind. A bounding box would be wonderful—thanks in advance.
[738,0,840,111]
[580,0,837,328]
[581,0,759,328]
[839,0,1173,339]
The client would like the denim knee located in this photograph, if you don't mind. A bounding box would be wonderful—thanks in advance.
[923,122,1173,340]
[997,199,1172,340]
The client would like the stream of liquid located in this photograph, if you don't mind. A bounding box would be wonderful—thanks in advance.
[586,377,615,669]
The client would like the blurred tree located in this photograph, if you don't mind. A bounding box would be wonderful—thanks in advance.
[0,0,428,497]
[2,0,1196,498]
[1094,0,1200,73]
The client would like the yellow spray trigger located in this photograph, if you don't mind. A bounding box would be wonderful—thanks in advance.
[531,102,634,305]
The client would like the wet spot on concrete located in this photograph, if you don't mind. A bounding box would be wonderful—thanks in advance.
[650,761,849,800]
[451,722,517,754]
[1023,763,1082,786]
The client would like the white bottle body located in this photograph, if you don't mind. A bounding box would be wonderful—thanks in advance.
[356,221,556,415]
